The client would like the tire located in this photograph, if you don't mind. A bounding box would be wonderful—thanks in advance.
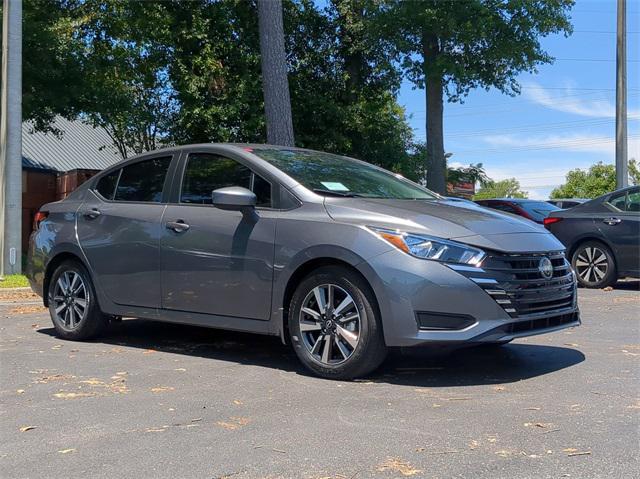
[47,260,107,340]
[288,265,387,380]
[571,241,617,289]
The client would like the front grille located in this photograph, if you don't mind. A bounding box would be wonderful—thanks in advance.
[452,251,577,318]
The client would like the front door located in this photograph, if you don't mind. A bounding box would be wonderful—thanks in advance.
[76,155,174,308]
[160,152,276,320]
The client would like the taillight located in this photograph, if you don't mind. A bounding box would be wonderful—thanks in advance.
[33,211,48,230]
[543,216,562,228]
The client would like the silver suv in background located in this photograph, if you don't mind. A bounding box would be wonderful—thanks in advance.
[27,144,580,379]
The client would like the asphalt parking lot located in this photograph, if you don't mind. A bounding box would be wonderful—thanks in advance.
[1,284,638,479]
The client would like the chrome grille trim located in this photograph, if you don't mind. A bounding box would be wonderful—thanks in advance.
[456,250,577,318]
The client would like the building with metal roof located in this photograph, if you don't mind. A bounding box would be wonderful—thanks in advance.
[20,117,125,254]
[22,116,123,172]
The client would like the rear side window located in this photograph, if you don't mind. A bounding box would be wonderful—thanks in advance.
[114,156,172,203]
[609,190,640,213]
[95,170,120,200]
[180,153,271,207]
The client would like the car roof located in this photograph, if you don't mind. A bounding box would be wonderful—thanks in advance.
[477,198,543,203]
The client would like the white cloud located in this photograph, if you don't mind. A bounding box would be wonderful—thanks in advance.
[524,82,640,119]
[481,133,640,157]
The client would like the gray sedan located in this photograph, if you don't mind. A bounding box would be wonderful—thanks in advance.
[27,144,580,379]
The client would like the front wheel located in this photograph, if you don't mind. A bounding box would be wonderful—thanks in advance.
[288,266,387,379]
[571,241,617,289]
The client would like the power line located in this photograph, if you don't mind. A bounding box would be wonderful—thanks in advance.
[554,57,640,62]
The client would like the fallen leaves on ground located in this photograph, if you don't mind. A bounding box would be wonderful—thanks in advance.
[54,392,97,399]
[0,290,39,302]
[9,305,47,315]
[150,386,175,393]
[34,374,76,384]
[216,417,251,431]
[19,426,36,432]
[376,458,422,476]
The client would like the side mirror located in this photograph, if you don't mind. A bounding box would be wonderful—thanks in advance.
[211,186,256,213]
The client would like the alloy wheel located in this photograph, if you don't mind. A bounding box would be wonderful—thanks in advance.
[575,246,609,284]
[299,284,361,365]
[52,270,89,329]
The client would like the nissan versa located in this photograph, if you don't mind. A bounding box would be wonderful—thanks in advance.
[27,144,580,379]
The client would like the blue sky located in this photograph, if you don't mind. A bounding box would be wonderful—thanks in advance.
[397,0,639,199]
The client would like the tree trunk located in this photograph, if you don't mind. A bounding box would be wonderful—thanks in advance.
[257,0,295,146]
[422,33,446,194]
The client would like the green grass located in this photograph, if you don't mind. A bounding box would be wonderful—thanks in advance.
[0,274,29,288]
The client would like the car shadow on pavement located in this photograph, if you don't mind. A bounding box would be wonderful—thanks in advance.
[37,319,585,387]
[611,279,640,291]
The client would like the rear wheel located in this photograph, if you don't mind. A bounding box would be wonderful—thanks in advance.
[48,260,107,340]
[571,241,617,289]
[288,266,387,379]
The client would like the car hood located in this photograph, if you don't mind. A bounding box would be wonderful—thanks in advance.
[324,198,564,253]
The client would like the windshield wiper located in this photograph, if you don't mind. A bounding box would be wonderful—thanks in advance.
[313,188,362,198]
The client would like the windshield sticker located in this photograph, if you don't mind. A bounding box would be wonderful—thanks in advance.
[320,182,350,192]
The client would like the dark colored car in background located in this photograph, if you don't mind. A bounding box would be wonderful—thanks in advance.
[475,198,561,224]
[547,198,589,209]
[544,186,640,288]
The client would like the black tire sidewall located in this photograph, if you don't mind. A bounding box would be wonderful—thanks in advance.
[571,241,617,289]
[288,266,386,379]
[48,260,105,340]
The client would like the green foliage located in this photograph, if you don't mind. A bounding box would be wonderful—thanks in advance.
[381,0,574,99]
[550,162,617,199]
[448,163,491,187]
[0,275,29,288]
[377,0,574,189]
[629,159,640,186]
[474,179,527,200]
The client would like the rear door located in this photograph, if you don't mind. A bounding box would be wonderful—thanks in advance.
[77,153,176,308]
[598,188,640,275]
[159,150,277,320]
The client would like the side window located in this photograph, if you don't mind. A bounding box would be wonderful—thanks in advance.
[608,192,626,211]
[114,156,172,203]
[180,153,271,207]
[95,169,120,200]
[627,191,640,212]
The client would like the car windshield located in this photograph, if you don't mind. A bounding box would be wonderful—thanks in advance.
[518,201,561,221]
[250,148,437,200]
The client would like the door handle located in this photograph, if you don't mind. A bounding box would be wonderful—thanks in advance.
[83,208,101,219]
[166,220,190,233]
[603,217,622,226]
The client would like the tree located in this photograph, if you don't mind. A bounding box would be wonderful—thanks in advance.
[257,0,295,146]
[474,179,527,200]
[550,162,616,199]
[448,162,491,188]
[380,0,574,194]
[629,158,639,186]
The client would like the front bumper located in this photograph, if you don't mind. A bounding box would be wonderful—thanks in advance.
[361,249,580,347]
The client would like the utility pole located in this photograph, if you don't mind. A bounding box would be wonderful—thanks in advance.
[0,0,23,277]
[615,0,628,189]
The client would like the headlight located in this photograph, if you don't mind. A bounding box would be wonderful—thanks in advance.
[369,227,486,265]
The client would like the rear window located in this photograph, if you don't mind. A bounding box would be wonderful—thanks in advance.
[114,156,172,203]
[518,201,560,221]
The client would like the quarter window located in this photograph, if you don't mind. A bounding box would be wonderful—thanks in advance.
[180,153,271,207]
[114,156,172,203]
[95,169,120,200]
